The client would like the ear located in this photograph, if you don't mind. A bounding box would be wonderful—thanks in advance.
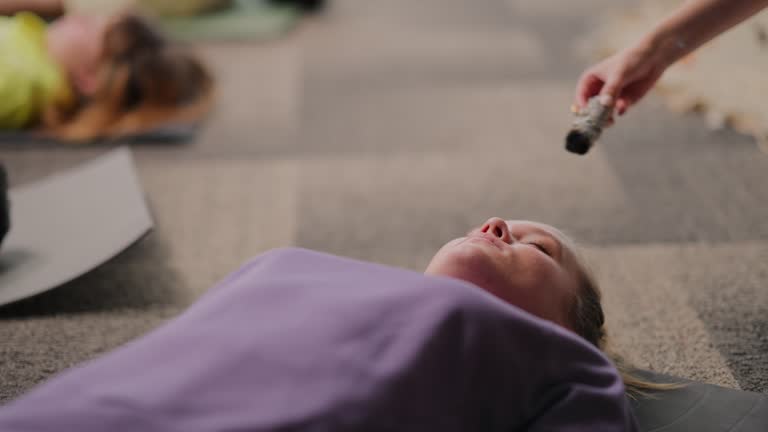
[73,66,102,96]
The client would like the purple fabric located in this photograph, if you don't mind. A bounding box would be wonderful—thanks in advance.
[0,248,637,431]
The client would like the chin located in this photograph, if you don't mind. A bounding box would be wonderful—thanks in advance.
[426,242,502,293]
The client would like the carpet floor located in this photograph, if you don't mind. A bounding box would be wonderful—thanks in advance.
[1,0,767,401]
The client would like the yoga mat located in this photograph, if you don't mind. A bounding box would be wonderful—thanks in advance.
[633,370,768,431]
[67,0,300,41]
[0,148,153,307]
[158,0,301,42]
[0,124,198,146]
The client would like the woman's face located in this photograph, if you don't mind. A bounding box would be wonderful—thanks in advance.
[47,14,110,94]
[425,217,580,329]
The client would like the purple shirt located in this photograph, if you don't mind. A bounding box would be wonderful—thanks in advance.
[0,248,637,431]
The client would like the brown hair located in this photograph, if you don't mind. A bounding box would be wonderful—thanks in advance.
[42,14,213,141]
[566,242,684,398]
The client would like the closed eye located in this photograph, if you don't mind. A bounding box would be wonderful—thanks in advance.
[527,243,551,257]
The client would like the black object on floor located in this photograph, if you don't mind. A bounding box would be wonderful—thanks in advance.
[0,164,8,247]
[269,0,326,13]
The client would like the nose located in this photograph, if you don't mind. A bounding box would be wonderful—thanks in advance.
[480,217,512,243]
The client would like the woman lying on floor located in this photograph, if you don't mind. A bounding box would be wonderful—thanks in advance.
[0,218,668,431]
[0,3,213,141]
[427,216,678,397]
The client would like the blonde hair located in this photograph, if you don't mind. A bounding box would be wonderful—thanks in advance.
[42,14,213,141]
[563,236,684,397]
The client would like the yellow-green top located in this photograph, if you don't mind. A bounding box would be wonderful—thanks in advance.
[0,12,72,129]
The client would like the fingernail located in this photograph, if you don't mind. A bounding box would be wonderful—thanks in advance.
[598,94,614,106]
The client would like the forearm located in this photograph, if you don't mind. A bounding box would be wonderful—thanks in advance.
[643,0,768,66]
[0,0,64,16]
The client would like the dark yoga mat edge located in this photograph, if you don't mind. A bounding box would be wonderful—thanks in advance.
[632,370,767,432]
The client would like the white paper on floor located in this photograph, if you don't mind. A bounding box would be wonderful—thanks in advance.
[0,148,153,307]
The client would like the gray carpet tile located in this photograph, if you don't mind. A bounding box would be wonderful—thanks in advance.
[302,23,550,94]
[182,42,300,156]
[326,0,514,30]
[595,241,768,392]
[678,242,768,392]
[600,100,768,243]
[0,307,181,402]
[293,147,630,261]
[300,82,579,156]
[505,0,641,78]
[134,156,299,298]
[505,0,632,17]
[590,243,742,389]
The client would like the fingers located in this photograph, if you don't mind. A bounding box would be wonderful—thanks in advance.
[575,45,666,122]
[617,71,662,115]
[616,98,630,116]
[575,73,604,108]
[575,69,623,114]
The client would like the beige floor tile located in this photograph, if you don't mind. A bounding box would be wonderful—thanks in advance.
[183,41,301,155]
[295,140,629,262]
[137,157,300,299]
[303,24,547,89]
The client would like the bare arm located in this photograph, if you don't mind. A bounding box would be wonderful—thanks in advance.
[576,0,768,112]
[0,0,64,16]
[650,0,768,66]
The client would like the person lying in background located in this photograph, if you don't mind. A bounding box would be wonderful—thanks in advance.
[0,0,326,18]
[0,6,213,141]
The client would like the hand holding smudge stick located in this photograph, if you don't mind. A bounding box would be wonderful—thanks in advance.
[565,96,613,155]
